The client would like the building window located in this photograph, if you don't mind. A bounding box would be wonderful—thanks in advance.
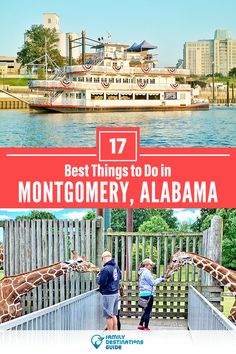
[76,93,82,99]
[106,93,119,100]
[91,93,104,100]
[116,78,122,83]
[94,77,100,83]
[48,19,51,24]
[121,93,133,100]
[135,93,147,100]
[123,78,129,83]
[164,92,177,100]
[149,93,160,100]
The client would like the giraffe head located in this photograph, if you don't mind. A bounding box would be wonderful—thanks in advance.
[165,251,193,280]
[62,251,100,273]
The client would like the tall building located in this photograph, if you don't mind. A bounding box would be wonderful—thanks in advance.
[43,13,78,60]
[183,30,236,76]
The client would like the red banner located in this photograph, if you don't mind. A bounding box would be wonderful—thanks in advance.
[0,127,235,208]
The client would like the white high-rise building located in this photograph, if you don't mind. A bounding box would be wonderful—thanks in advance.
[183,30,236,76]
[43,13,60,33]
[43,13,78,60]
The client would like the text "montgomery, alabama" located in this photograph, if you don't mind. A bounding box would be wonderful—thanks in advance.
[18,163,218,205]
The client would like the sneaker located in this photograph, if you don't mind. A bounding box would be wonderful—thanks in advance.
[143,327,151,331]
[137,325,144,330]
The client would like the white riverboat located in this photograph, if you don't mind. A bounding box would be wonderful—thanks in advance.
[29,41,209,112]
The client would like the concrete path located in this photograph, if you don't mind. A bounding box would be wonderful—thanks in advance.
[120,318,188,330]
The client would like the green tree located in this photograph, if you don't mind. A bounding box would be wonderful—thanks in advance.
[83,211,96,220]
[229,67,236,77]
[16,210,57,220]
[138,215,170,233]
[17,25,65,68]
[191,208,236,269]
[111,209,178,232]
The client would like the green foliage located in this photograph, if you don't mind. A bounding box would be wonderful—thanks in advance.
[16,210,57,220]
[83,211,96,220]
[229,67,236,77]
[192,209,236,269]
[138,215,170,233]
[17,25,65,68]
[178,222,193,232]
[111,209,178,232]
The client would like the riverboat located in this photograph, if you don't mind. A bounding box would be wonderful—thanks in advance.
[29,40,209,112]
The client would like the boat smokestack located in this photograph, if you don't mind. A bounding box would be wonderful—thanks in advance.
[82,31,86,65]
[69,34,73,66]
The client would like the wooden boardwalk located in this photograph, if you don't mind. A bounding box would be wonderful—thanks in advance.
[120,318,188,330]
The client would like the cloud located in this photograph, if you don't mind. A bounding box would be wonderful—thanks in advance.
[62,211,88,220]
[0,215,11,220]
[173,209,201,223]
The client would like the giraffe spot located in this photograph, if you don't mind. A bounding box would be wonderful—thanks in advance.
[33,279,43,286]
[48,269,57,275]
[217,273,224,281]
[211,271,217,278]
[16,283,33,294]
[6,293,17,305]
[27,273,40,283]
[219,268,228,275]
[43,274,53,282]
[12,277,27,287]
[2,278,13,286]
[228,274,236,283]
[1,285,14,299]
[1,314,11,323]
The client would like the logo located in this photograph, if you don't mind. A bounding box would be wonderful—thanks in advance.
[91,335,105,349]
[113,268,118,281]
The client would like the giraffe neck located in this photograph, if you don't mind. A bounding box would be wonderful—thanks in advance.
[0,247,3,268]
[187,253,236,293]
[3,262,68,299]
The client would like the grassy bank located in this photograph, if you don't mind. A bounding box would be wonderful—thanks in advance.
[0,78,33,86]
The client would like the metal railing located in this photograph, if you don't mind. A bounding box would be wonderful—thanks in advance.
[65,64,190,77]
[0,289,105,331]
[188,285,235,330]
[29,80,191,91]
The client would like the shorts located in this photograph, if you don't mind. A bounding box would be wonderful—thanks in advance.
[103,294,119,318]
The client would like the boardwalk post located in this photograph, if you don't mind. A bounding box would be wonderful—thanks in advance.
[96,217,104,269]
[201,215,223,310]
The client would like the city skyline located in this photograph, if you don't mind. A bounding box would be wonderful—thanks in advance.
[0,0,236,67]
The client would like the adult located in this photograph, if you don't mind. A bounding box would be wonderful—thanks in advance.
[138,258,164,331]
[97,251,121,330]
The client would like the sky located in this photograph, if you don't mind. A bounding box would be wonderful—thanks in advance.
[0,0,236,66]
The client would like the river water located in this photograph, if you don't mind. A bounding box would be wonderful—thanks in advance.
[0,107,235,147]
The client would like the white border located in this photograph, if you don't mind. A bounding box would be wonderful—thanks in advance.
[98,130,138,162]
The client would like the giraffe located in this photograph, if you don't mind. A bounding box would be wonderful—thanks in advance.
[165,251,236,324]
[0,256,100,323]
[0,245,3,270]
